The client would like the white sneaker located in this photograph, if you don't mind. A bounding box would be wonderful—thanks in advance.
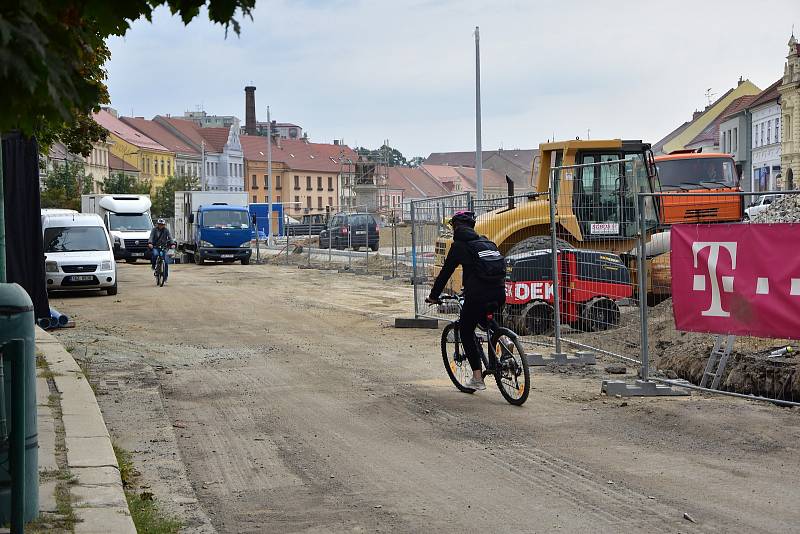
[464,377,486,390]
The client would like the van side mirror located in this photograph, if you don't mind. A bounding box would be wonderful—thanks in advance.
[188,213,195,224]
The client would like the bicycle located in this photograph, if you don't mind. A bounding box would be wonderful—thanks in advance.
[436,294,531,406]
[152,245,173,287]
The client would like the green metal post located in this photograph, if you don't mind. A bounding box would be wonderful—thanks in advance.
[6,339,25,533]
[0,140,6,283]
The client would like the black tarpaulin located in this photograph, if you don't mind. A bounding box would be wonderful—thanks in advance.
[2,132,49,320]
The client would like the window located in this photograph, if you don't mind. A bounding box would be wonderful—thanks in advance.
[276,176,282,189]
[306,196,312,208]
[733,127,737,152]
[306,176,311,190]
[318,197,322,209]
[252,195,257,203]
[252,174,257,188]
[761,123,765,146]
[328,176,333,191]
[167,160,171,176]
[754,126,759,148]
[328,196,333,207]
[776,117,781,142]
[294,175,300,189]
[767,120,772,144]
[317,176,323,190]
[263,174,269,188]
[276,196,281,203]
[161,160,165,175]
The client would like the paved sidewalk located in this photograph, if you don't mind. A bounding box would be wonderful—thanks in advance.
[35,328,136,533]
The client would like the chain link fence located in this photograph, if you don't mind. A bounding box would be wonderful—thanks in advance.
[409,172,800,406]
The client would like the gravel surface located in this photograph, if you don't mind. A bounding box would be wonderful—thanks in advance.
[50,263,800,533]
[751,194,800,223]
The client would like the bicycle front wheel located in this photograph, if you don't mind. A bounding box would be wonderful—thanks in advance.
[491,328,530,405]
[441,322,476,393]
[155,260,164,287]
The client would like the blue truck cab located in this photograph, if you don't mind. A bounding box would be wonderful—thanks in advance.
[175,192,253,265]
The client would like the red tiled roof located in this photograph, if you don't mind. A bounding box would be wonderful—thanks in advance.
[93,110,169,152]
[108,153,139,172]
[425,149,537,172]
[197,127,230,153]
[156,117,206,147]
[452,166,508,190]
[687,95,757,147]
[387,167,450,198]
[120,117,199,155]
[278,139,357,173]
[748,78,782,109]
[240,135,357,172]
[240,135,269,161]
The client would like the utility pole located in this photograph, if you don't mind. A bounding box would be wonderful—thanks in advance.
[200,140,206,191]
[474,26,484,200]
[267,106,273,247]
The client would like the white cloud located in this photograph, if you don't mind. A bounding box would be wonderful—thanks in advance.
[106,0,800,157]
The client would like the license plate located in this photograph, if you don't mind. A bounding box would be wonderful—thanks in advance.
[355,231,366,235]
[221,254,234,258]
[131,252,144,257]
[71,275,93,281]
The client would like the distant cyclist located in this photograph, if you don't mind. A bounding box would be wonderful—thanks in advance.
[148,219,174,283]
[426,211,506,390]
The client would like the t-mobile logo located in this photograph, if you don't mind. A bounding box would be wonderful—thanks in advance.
[691,241,737,317]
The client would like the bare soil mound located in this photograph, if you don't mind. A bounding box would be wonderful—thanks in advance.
[649,299,800,401]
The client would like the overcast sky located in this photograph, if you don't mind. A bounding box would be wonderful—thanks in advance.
[106,0,800,158]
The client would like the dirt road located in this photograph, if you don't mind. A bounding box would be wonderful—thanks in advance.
[50,262,800,533]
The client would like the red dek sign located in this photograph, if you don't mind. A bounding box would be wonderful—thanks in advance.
[671,224,800,339]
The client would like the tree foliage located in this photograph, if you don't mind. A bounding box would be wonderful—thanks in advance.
[356,144,423,167]
[151,174,200,218]
[39,161,93,211]
[103,172,151,195]
[1,0,256,154]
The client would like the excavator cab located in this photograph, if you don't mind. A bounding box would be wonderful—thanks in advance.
[529,139,660,253]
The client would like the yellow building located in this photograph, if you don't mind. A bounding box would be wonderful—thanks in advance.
[654,79,762,154]
[779,35,800,190]
[94,108,175,191]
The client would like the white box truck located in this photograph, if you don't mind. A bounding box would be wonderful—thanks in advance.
[81,194,153,262]
[174,191,252,265]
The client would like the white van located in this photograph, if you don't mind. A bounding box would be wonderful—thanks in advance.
[41,212,118,295]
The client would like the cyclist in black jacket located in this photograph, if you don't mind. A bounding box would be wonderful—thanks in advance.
[426,211,505,390]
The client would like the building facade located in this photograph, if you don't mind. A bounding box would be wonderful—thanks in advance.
[779,35,800,190]
[749,79,783,192]
[94,108,174,190]
[182,110,238,129]
[242,136,355,216]
[121,116,201,182]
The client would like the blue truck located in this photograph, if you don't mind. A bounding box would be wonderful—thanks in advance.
[174,191,253,265]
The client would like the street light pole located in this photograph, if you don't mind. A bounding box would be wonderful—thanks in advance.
[475,25,484,200]
[267,106,273,247]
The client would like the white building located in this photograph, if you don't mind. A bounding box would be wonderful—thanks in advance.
[750,79,783,192]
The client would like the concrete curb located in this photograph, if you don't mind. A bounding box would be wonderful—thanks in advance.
[35,328,137,534]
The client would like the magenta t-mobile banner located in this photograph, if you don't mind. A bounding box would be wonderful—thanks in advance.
[671,223,800,339]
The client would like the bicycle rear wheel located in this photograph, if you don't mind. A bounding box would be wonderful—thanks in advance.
[491,328,530,405]
[441,322,476,393]
[155,259,164,287]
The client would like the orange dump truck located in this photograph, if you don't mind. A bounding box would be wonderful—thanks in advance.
[654,151,744,224]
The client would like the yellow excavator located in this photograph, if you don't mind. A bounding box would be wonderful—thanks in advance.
[433,138,671,297]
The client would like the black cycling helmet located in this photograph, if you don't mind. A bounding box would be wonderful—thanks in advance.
[450,211,476,228]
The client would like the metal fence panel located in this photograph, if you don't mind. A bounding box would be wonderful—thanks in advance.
[639,189,800,406]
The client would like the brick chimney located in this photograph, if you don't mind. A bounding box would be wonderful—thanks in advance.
[244,86,257,135]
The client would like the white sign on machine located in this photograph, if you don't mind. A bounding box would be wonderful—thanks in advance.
[590,222,620,235]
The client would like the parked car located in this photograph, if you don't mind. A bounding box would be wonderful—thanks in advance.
[744,194,775,220]
[41,212,118,295]
[319,213,379,251]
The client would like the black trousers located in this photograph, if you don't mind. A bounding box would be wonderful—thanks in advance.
[459,298,500,372]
